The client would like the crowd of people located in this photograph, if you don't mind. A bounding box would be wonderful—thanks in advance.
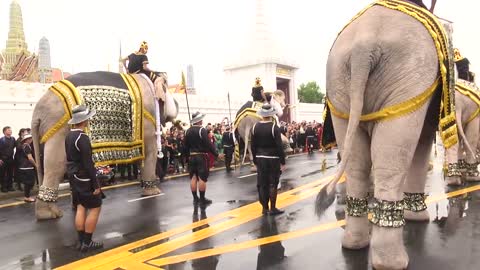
[0,126,37,202]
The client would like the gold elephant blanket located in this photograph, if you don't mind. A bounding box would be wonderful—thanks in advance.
[456,79,480,124]
[323,0,457,149]
[43,71,153,166]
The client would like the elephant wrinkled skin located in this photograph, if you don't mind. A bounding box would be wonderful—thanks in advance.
[326,4,443,270]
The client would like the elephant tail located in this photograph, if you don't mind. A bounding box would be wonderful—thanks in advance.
[323,49,371,197]
[31,114,43,185]
[456,111,476,162]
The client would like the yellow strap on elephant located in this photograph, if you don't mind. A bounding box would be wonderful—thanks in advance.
[455,82,480,124]
[333,0,457,148]
[327,77,439,122]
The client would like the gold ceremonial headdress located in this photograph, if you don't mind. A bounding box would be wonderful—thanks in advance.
[140,41,149,51]
[454,48,464,62]
[254,77,262,87]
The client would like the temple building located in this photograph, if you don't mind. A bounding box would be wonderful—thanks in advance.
[0,0,68,82]
[224,0,299,122]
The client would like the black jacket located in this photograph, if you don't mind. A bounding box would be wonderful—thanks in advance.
[65,129,100,194]
[221,131,235,147]
[185,126,218,158]
[251,122,285,165]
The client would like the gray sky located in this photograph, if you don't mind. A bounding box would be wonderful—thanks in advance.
[1,0,479,94]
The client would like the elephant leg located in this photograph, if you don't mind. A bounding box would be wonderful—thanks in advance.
[331,116,371,249]
[464,118,480,182]
[444,140,463,186]
[370,105,429,270]
[142,124,162,196]
[35,130,66,220]
[403,120,435,222]
[248,142,257,173]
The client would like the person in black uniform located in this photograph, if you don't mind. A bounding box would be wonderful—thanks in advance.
[16,134,37,202]
[251,104,286,215]
[65,105,104,252]
[185,112,221,205]
[251,77,267,103]
[221,126,235,172]
[0,126,16,192]
[305,122,316,154]
[121,41,158,82]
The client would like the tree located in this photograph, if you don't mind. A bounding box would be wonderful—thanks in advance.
[297,81,325,104]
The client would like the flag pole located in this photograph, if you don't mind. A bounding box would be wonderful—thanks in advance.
[181,71,192,122]
[227,92,232,126]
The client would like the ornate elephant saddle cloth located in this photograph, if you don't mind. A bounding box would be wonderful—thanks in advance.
[234,101,264,127]
[45,71,145,166]
[322,0,457,149]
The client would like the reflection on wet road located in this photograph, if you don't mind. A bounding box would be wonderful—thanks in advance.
[1,150,480,270]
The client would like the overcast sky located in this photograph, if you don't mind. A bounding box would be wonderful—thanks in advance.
[1,0,479,95]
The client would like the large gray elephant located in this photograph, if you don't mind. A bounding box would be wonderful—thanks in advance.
[32,71,178,220]
[444,81,480,185]
[233,90,292,172]
[324,1,455,269]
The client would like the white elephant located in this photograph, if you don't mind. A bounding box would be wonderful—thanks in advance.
[233,90,292,171]
[32,71,178,220]
[324,1,456,269]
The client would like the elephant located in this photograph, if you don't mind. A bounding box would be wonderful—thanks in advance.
[31,71,178,220]
[233,90,292,172]
[444,68,480,185]
[324,1,455,269]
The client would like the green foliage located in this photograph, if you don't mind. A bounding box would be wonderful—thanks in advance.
[297,81,325,104]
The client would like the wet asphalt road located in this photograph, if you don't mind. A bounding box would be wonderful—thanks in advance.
[0,149,479,270]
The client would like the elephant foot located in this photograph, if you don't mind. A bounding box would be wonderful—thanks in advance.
[371,226,408,270]
[35,200,63,220]
[404,209,430,222]
[342,216,370,249]
[445,176,462,186]
[142,187,162,197]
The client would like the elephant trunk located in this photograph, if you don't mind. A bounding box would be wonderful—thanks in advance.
[31,116,43,185]
[324,48,372,196]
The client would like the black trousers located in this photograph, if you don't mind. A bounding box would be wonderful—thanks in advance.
[224,146,234,169]
[256,158,281,210]
[0,160,14,190]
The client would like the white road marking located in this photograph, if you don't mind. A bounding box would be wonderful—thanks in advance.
[238,173,257,179]
[127,193,165,202]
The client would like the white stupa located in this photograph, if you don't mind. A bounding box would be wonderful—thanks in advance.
[224,0,299,122]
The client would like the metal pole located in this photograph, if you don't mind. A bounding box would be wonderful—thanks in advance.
[184,83,192,123]
[227,92,232,125]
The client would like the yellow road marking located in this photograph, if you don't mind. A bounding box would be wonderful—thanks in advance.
[56,175,335,270]
[148,184,480,267]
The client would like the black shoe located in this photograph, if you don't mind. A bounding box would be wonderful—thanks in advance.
[200,198,212,206]
[80,241,103,252]
[262,208,269,215]
[268,208,285,216]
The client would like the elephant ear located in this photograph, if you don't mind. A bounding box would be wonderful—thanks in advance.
[154,74,168,102]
